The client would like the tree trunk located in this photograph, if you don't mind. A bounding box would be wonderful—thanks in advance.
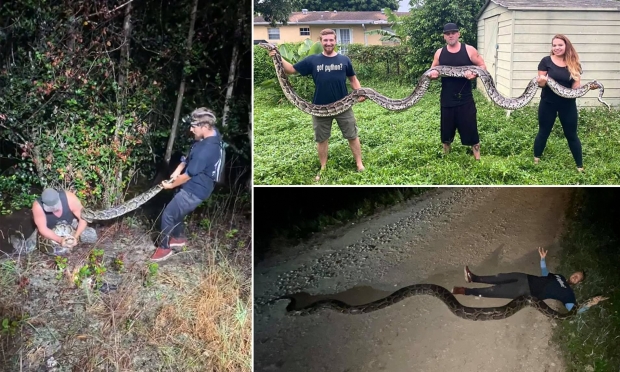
[247,100,252,190]
[221,17,242,129]
[110,1,132,206]
[164,0,199,165]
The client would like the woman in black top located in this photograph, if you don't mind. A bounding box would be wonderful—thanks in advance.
[535,34,584,172]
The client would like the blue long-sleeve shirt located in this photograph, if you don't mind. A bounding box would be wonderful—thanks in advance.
[540,258,588,314]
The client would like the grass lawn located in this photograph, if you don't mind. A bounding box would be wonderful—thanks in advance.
[554,189,620,371]
[253,81,620,185]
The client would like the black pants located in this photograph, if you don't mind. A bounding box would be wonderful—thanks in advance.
[440,100,480,146]
[534,99,582,167]
[160,189,205,249]
[465,272,531,299]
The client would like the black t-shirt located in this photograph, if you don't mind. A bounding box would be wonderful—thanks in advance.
[293,53,355,105]
[538,56,580,104]
[527,272,577,306]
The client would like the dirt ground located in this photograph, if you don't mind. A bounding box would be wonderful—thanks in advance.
[254,187,574,372]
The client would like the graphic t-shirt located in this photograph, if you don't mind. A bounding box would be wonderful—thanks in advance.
[293,53,355,105]
[527,272,577,306]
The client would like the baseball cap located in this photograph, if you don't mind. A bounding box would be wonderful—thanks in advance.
[41,188,61,212]
[443,23,459,33]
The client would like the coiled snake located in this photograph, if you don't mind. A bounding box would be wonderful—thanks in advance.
[270,284,580,321]
[260,43,610,117]
[7,179,173,256]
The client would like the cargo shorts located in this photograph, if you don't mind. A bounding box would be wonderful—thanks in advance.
[311,108,358,143]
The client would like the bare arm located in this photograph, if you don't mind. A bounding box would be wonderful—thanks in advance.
[32,202,63,244]
[171,162,186,179]
[572,77,581,89]
[428,49,442,79]
[348,75,361,90]
[163,173,191,189]
[348,75,365,102]
[67,192,88,240]
[281,59,297,75]
[466,45,487,70]
[269,51,297,74]
[431,49,441,68]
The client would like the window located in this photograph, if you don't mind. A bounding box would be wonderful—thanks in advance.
[300,27,310,36]
[334,28,352,54]
[268,28,280,40]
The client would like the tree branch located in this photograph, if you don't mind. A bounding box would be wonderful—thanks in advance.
[87,0,135,17]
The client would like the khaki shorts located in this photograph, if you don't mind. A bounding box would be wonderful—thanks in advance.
[311,108,358,143]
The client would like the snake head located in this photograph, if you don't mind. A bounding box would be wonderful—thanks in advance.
[589,81,603,90]
[258,42,278,52]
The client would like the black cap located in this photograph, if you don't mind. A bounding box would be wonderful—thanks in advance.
[443,23,459,33]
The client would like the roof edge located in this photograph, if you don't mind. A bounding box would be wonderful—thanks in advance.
[476,0,620,20]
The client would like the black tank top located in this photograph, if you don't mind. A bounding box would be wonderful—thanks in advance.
[438,43,474,107]
[36,190,74,229]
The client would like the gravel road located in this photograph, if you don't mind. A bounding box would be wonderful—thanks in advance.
[254,187,574,372]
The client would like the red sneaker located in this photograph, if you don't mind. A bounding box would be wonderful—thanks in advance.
[169,237,188,248]
[151,247,173,261]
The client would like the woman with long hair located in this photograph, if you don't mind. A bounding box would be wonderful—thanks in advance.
[535,34,584,172]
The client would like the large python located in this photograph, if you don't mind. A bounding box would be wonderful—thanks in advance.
[260,43,610,116]
[270,284,580,320]
[7,179,173,256]
[80,179,172,223]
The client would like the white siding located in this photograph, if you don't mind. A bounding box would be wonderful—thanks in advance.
[476,5,620,108]
[511,10,620,108]
[477,2,514,99]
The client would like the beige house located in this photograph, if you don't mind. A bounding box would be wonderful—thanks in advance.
[476,0,620,108]
[253,10,408,53]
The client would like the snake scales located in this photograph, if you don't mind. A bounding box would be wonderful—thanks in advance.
[7,179,173,256]
[260,43,610,116]
[80,179,172,223]
[271,284,577,321]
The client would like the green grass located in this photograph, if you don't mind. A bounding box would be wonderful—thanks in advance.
[553,189,620,371]
[253,81,620,185]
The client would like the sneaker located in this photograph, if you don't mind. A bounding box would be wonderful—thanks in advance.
[151,247,173,262]
[169,237,188,248]
[452,286,466,295]
[464,266,473,283]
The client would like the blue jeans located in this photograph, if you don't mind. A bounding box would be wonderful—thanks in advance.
[160,189,204,249]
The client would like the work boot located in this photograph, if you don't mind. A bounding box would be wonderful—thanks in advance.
[452,286,466,295]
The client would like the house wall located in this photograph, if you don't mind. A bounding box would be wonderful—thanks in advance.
[477,2,514,99]
[510,10,620,107]
[253,24,386,46]
[478,5,620,108]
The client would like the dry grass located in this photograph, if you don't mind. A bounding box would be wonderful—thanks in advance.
[0,189,252,372]
[150,253,252,371]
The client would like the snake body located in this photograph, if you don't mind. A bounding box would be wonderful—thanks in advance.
[80,179,173,223]
[8,221,95,256]
[273,284,576,320]
[260,43,610,116]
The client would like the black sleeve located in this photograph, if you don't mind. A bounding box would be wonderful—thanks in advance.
[538,56,548,72]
